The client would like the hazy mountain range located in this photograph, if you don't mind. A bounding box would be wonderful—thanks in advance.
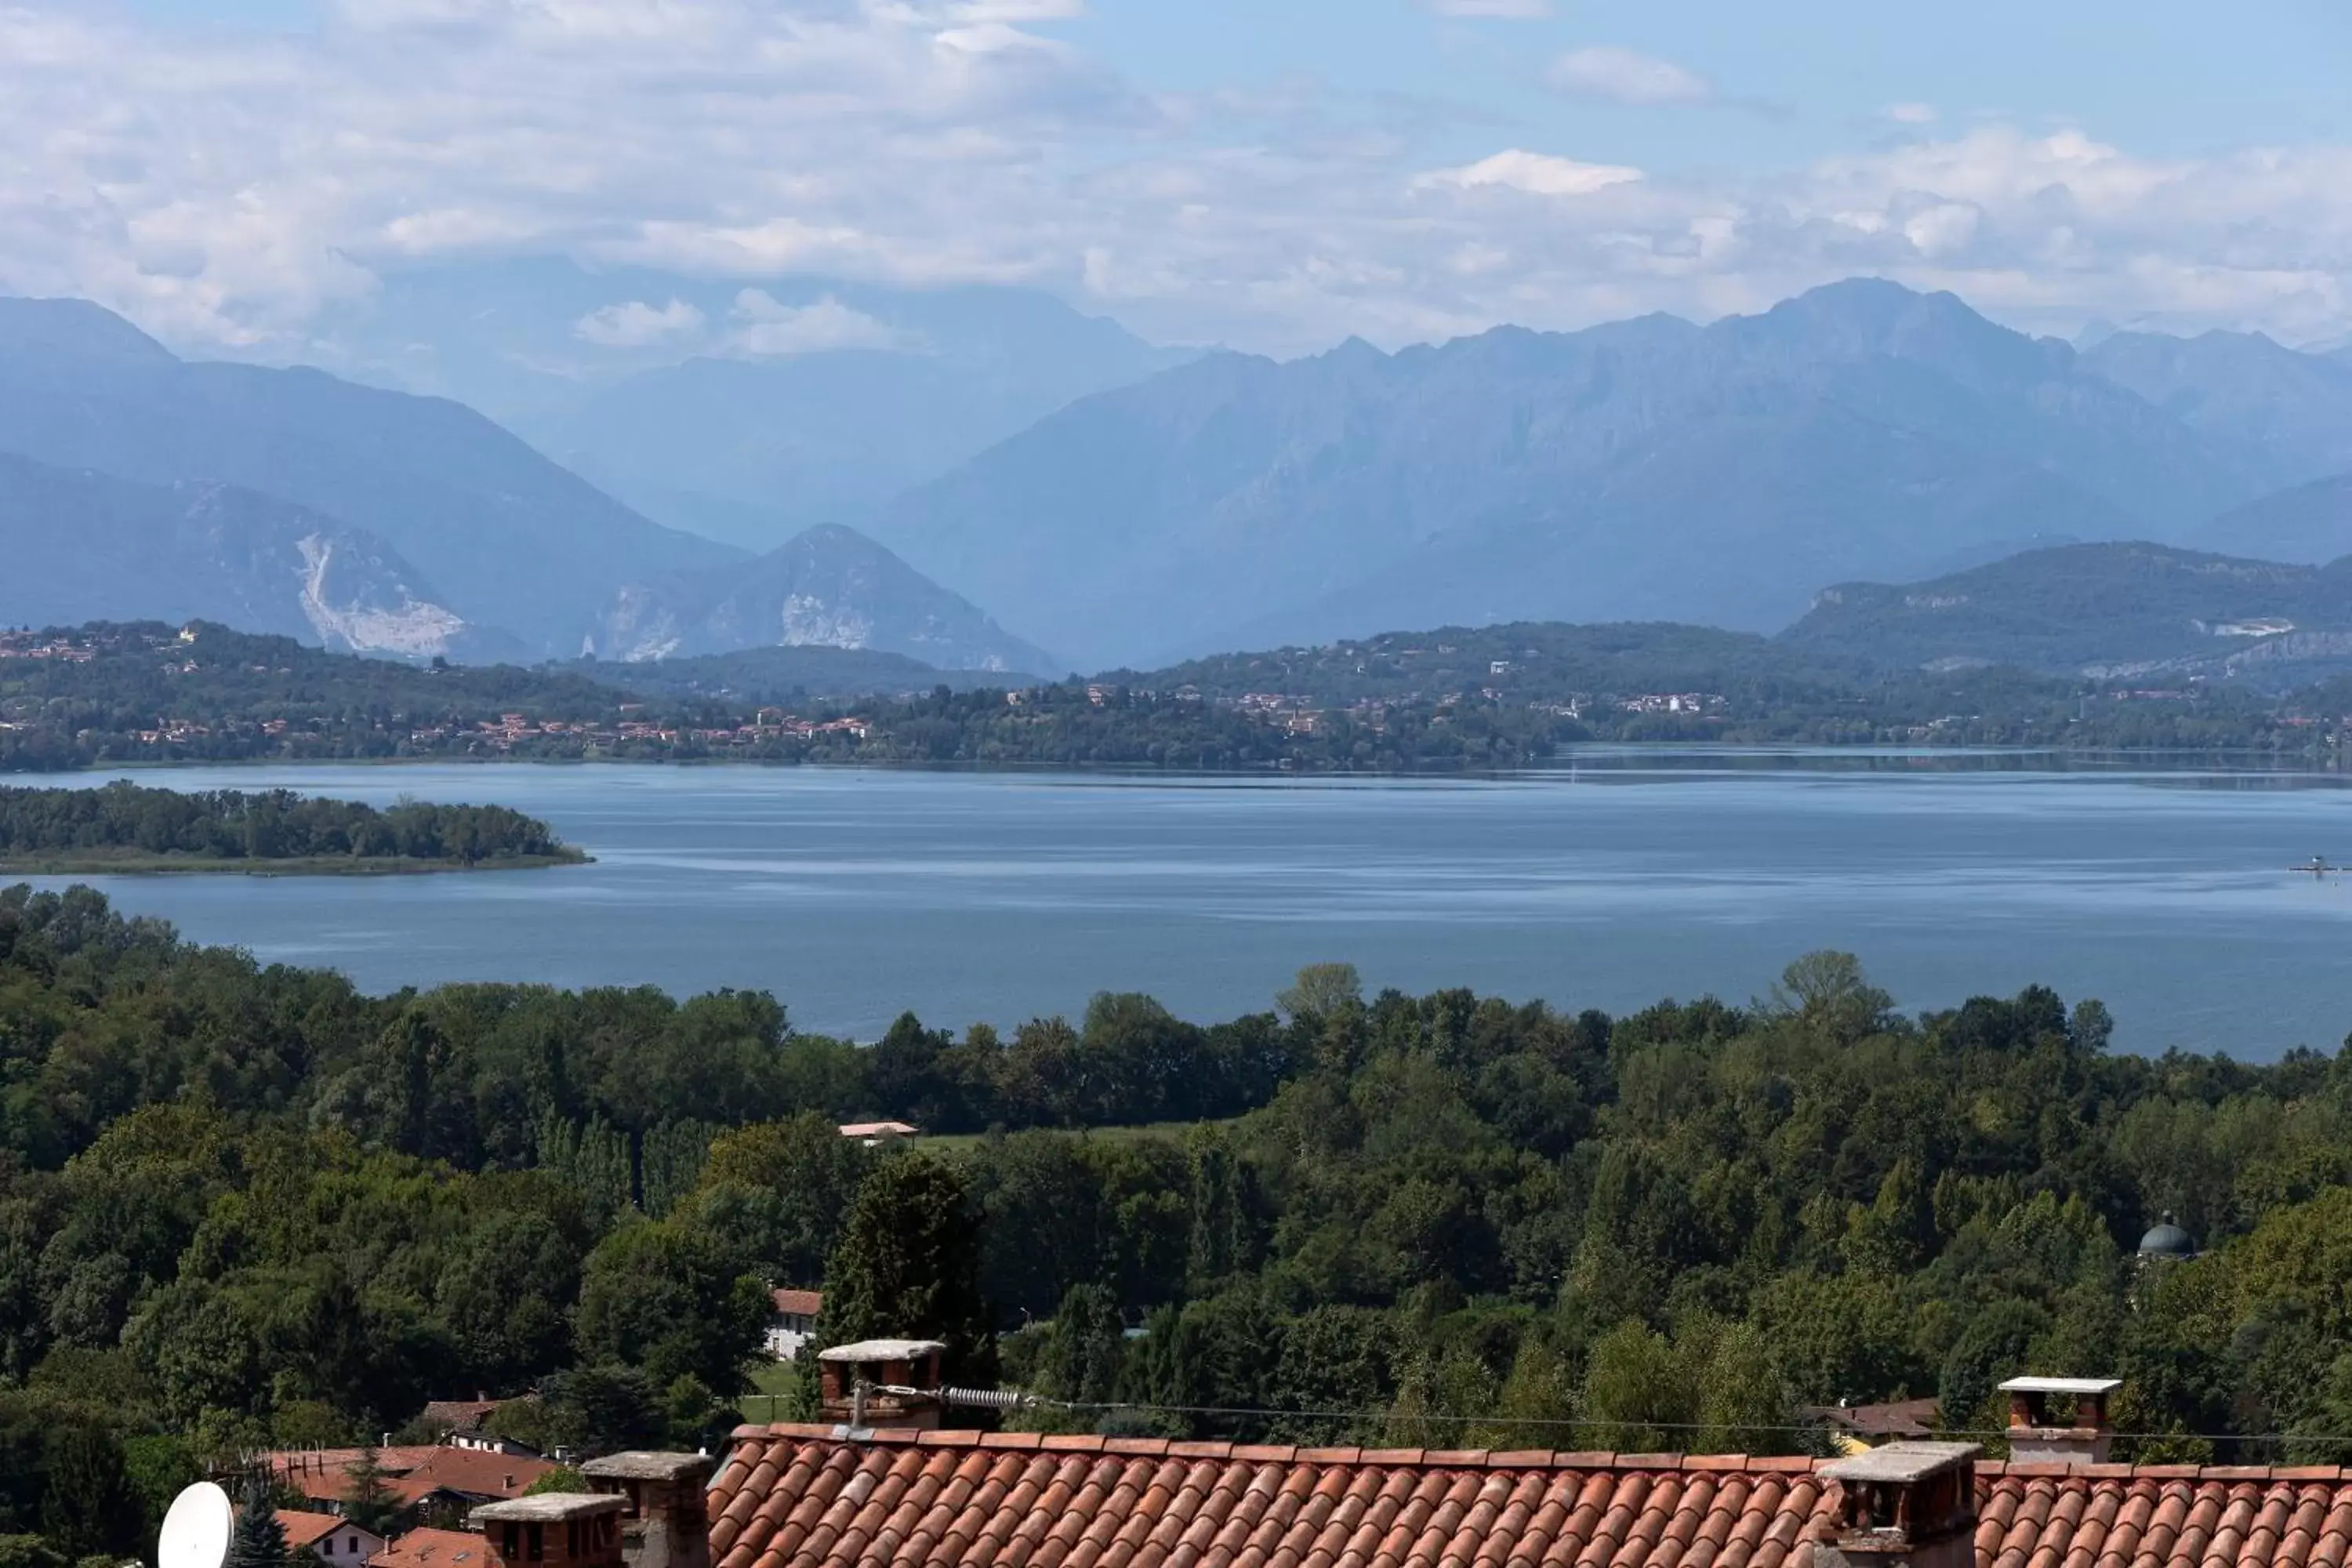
[866,279,2352,668]
[287,259,1196,553]
[0,292,1072,671]
[0,452,517,662]
[13,270,2352,684]
[0,297,735,655]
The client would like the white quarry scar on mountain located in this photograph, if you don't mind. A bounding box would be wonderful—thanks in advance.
[295,534,472,658]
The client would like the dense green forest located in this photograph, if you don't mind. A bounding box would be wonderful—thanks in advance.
[6,886,2352,1556]
[0,782,582,871]
[5,619,2350,776]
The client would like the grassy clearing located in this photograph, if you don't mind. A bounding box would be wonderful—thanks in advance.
[920,1119,1234,1154]
[740,1359,801,1425]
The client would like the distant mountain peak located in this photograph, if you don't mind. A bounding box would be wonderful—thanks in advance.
[0,450,514,662]
[590,523,1054,673]
[0,295,735,655]
[0,297,178,365]
[867,274,2298,668]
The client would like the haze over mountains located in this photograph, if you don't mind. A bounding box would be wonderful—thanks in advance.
[0,292,1062,671]
[11,271,2352,683]
[0,297,737,656]
[290,259,1196,554]
[0,452,516,662]
[867,279,2352,668]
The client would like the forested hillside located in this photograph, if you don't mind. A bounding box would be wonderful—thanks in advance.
[1786,543,2352,680]
[6,889,2352,1555]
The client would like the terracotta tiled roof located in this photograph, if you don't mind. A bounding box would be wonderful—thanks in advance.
[386,1446,557,1504]
[706,1425,2352,1568]
[269,1447,445,1503]
[264,1445,553,1508]
[371,1529,492,1568]
[275,1511,347,1550]
[774,1288,824,1317]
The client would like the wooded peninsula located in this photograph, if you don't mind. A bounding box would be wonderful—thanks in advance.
[4,884,2350,1557]
[0,780,584,873]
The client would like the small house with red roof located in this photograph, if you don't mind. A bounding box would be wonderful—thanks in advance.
[277,1509,387,1566]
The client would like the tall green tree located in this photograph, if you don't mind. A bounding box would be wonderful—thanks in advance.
[575,1222,768,1396]
[36,1426,137,1562]
[815,1156,997,1389]
[343,1446,400,1538]
[1033,1283,1125,1408]
[227,1484,289,1568]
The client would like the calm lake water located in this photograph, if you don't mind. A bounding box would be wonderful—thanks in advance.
[13,753,2352,1057]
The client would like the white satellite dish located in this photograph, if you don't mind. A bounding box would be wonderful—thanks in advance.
[159,1482,235,1568]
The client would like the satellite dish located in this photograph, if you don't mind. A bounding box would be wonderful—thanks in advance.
[160,1482,235,1568]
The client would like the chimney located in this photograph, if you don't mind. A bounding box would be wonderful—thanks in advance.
[1997,1376,2121,1466]
[581,1453,715,1568]
[1818,1440,1981,1568]
[817,1338,949,1432]
[472,1496,627,1568]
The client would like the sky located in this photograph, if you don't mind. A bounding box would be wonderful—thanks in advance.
[14,0,2352,358]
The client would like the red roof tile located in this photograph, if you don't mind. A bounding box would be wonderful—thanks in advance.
[276,1512,350,1550]
[387,1447,557,1504]
[706,1428,2352,1568]
[371,1529,492,1568]
[774,1289,824,1317]
[265,1445,554,1508]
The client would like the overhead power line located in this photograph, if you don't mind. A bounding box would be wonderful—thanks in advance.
[866,1385,2347,1450]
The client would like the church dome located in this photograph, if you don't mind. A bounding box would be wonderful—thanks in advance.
[2137,1213,2194,1258]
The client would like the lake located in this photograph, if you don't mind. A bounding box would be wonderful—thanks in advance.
[11,753,2352,1056]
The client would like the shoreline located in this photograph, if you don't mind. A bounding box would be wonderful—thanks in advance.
[2,742,2344,782]
[0,851,590,877]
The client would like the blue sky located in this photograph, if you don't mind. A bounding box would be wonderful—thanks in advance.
[31,0,2352,356]
[120,0,2352,162]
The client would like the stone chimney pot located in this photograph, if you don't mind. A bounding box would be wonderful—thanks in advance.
[1820,1441,1980,1568]
[817,1338,949,1431]
[583,1452,714,1568]
[471,1495,626,1568]
[1998,1376,2121,1466]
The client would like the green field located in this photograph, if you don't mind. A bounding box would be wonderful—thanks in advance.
[918,1119,1223,1154]
[741,1360,801,1426]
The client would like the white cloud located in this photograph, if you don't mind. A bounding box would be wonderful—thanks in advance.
[1417,151,1645,198]
[938,0,1088,19]
[0,3,2345,361]
[1888,103,1938,125]
[572,298,705,348]
[1546,45,1715,107]
[724,291,913,356]
[1417,0,1554,17]
[1900,203,1980,259]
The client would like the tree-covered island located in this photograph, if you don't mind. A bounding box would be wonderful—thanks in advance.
[0,781,586,873]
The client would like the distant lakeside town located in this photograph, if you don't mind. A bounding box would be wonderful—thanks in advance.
[5,619,2350,777]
